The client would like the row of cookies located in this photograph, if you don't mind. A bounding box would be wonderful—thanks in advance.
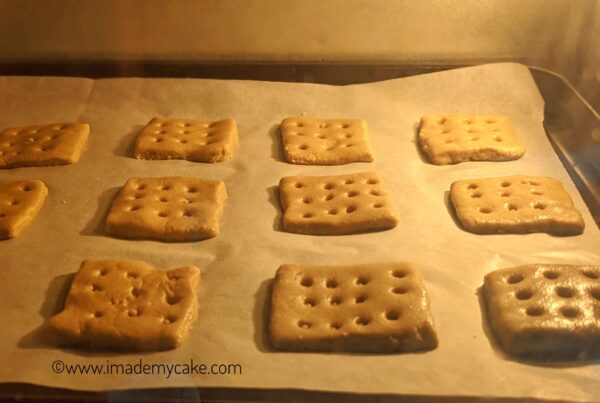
[0,168,585,241]
[0,114,529,168]
[46,258,600,359]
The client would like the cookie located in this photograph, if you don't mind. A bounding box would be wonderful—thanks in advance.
[418,115,524,165]
[279,171,398,235]
[482,264,600,357]
[450,175,584,235]
[106,176,227,241]
[269,262,438,353]
[0,123,89,168]
[49,259,200,351]
[0,180,48,239]
[280,117,373,165]
[134,117,237,163]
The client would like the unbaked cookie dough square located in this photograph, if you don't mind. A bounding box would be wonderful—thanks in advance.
[450,175,584,235]
[279,171,398,235]
[49,259,200,351]
[0,180,48,239]
[418,115,524,165]
[134,117,237,163]
[0,122,89,168]
[269,262,438,353]
[106,176,227,241]
[482,264,600,358]
[281,117,373,165]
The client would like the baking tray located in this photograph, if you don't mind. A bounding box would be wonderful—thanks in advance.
[0,62,598,403]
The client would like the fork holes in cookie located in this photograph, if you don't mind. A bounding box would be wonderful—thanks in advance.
[324,183,335,190]
[355,316,370,326]
[166,295,181,305]
[297,320,311,329]
[162,316,177,324]
[183,210,194,217]
[91,284,103,292]
[370,190,381,196]
[391,270,407,278]
[478,207,492,214]
[327,208,338,215]
[299,144,308,150]
[8,200,19,206]
[590,289,600,300]
[531,190,543,195]
[158,196,168,202]
[385,311,400,321]
[129,205,141,212]
[325,194,335,201]
[325,279,338,288]
[92,311,103,318]
[505,203,518,211]
[500,192,511,197]
[346,205,357,214]
[128,309,140,317]
[493,136,503,142]
[555,287,575,298]
[303,298,316,307]
[301,197,312,204]
[533,202,546,210]
[506,273,524,284]
[354,295,368,304]
[543,271,560,279]
[302,213,313,219]
[467,183,478,190]
[501,181,511,187]
[330,322,342,330]
[131,288,142,297]
[525,306,544,316]
[372,203,384,208]
[329,296,342,306]
[582,270,599,279]
[366,179,378,185]
[294,183,304,189]
[470,192,482,199]
[300,277,313,287]
[346,191,359,197]
[515,289,532,300]
[560,307,580,319]
[344,179,355,185]
[136,184,147,191]
[391,287,408,294]
[355,276,369,286]
[157,211,168,218]
[127,272,138,279]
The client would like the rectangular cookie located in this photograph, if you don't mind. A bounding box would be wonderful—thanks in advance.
[49,259,200,351]
[281,117,374,165]
[0,180,48,239]
[418,115,524,165]
[482,264,600,358]
[450,175,585,235]
[269,262,438,353]
[0,122,89,168]
[134,117,237,163]
[106,176,227,241]
[279,171,398,235]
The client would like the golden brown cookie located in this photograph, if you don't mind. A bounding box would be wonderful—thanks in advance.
[134,117,237,163]
[49,259,200,351]
[0,123,89,168]
[450,175,584,235]
[281,117,373,165]
[279,171,398,235]
[269,262,438,353]
[418,115,524,165]
[482,264,600,357]
[106,176,227,241]
[0,180,48,239]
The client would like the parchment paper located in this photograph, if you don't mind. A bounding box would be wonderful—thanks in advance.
[0,64,599,401]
